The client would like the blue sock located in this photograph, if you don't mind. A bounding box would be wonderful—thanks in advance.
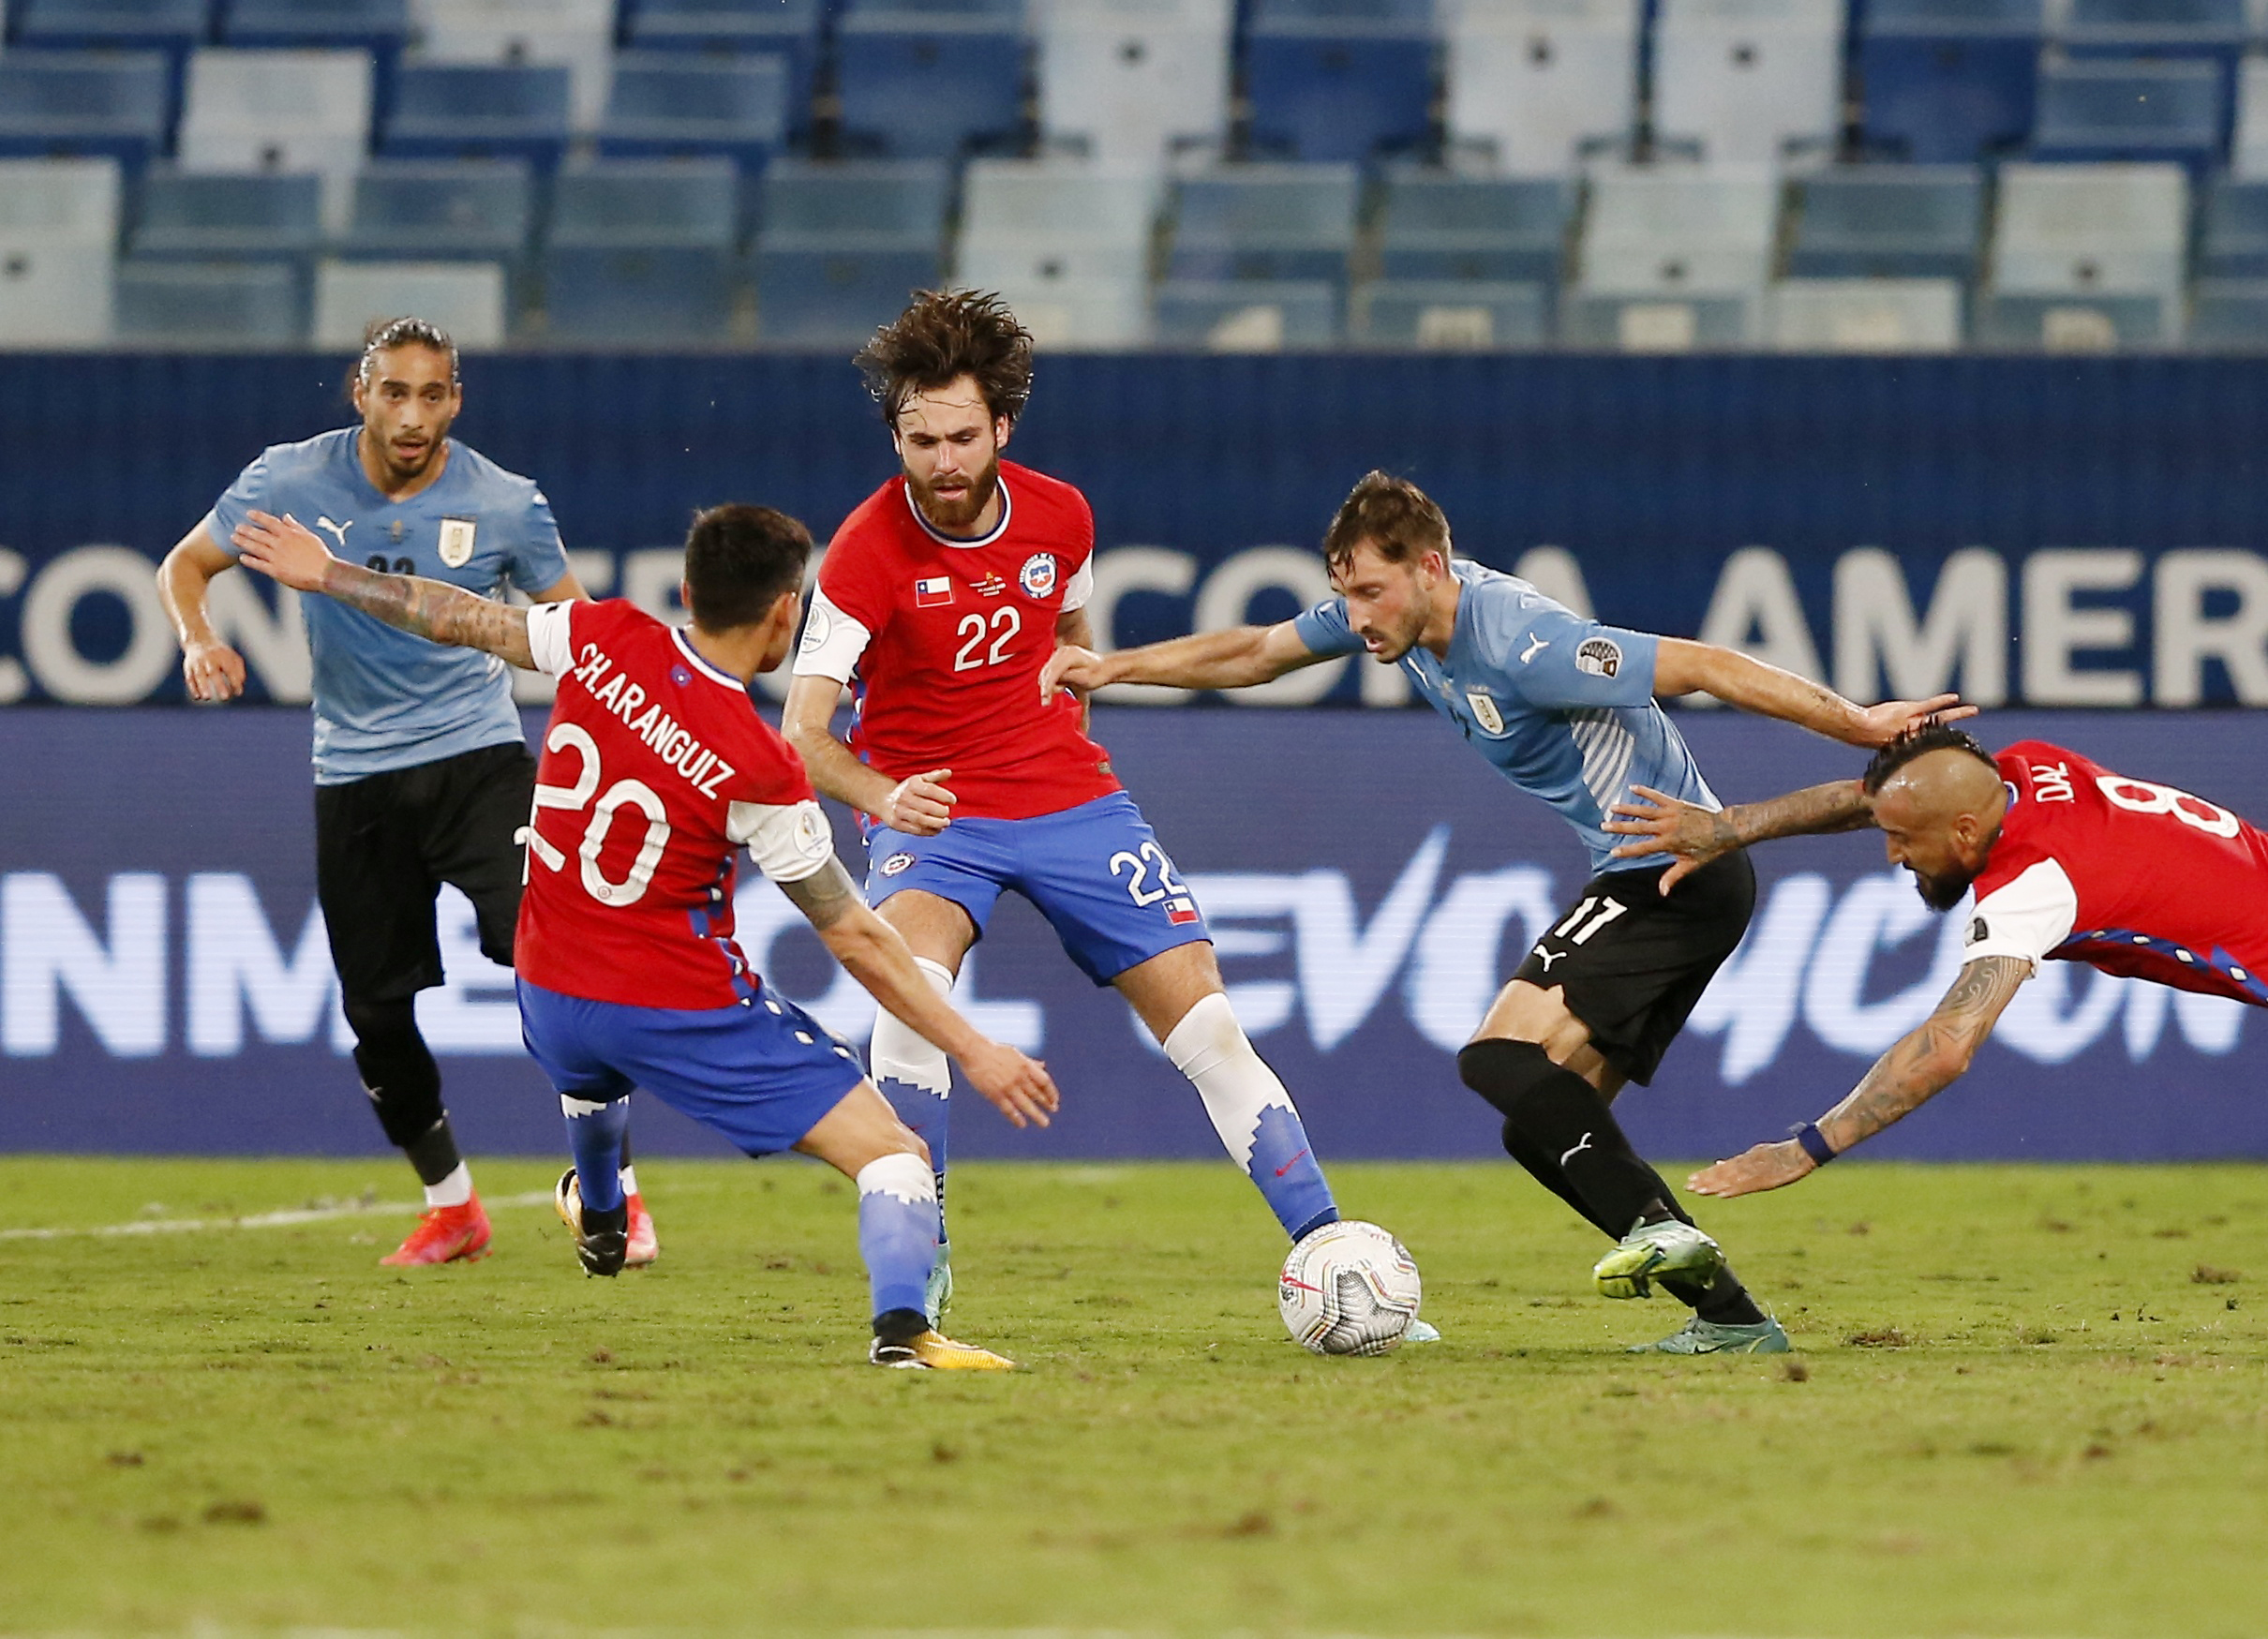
[561,1094,630,1214]
[855,1154,939,1321]
[869,961,954,1247]
[1246,1103,1340,1242]
[1164,993,1341,1242]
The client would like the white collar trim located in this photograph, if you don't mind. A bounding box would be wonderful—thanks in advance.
[903,475,1012,549]
[673,627,744,691]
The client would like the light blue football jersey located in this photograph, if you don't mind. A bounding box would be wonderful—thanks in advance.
[1294,559,1718,875]
[207,427,570,783]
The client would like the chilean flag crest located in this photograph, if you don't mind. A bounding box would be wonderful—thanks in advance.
[1166,896,1201,925]
[915,575,953,607]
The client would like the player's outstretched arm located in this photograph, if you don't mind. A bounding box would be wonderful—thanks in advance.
[1605,779,1873,892]
[1039,619,1326,700]
[231,509,533,669]
[1689,955,2029,1198]
[779,857,1058,1128]
[1651,637,1975,748]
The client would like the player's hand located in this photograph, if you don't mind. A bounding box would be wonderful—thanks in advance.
[1039,645,1110,704]
[1604,785,1734,894]
[181,636,246,703]
[958,1039,1059,1129]
[231,510,337,593]
[1688,1140,1816,1199]
[880,769,957,836]
[1853,693,1977,747]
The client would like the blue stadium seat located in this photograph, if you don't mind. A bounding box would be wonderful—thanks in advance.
[1155,279,1341,347]
[0,50,173,170]
[17,1,210,131]
[2198,175,2268,277]
[114,257,304,343]
[2059,0,2245,112]
[129,169,322,282]
[544,159,741,344]
[221,0,410,121]
[380,63,572,170]
[1244,0,1437,163]
[835,0,1027,160]
[1785,166,1984,280]
[1858,0,2042,163]
[597,52,787,170]
[2186,279,2268,349]
[1973,290,2177,348]
[1354,279,1547,347]
[753,158,947,346]
[336,159,533,268]
[1166,164,1359,288]
[2031,55,2225,176]
[1375,172,1574,287]
[623,0,826,130]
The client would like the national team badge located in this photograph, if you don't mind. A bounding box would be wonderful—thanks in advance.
[1575,636,1622,678]
[881,853,915,876]
[438,516,477,568]
[1018,552,1059,600]
[915,575,954,607]
[1466,691,1507,736]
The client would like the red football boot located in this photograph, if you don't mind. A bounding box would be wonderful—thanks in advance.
[380,1195,492,1266]
[624,1192,659,1268]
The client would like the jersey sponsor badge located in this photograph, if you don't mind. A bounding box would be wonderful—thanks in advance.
[799,603,832,653]
[438,516,478,568]
[974,572,1007,597]
[1575,636,1623,678]
[1018,552,1059,600]
[881,852,915,877]
[915,575,953,607]
[1465,690,1507,736]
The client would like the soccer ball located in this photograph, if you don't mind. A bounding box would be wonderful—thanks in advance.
[1277,1220,1423,1356]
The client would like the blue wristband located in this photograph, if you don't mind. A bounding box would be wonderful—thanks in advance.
[1790,1122,1837,1166]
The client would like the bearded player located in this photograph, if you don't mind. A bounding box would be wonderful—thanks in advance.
[781,291,1375,1330]
[1605,723,2268,1198]
[232,500,1057,1368]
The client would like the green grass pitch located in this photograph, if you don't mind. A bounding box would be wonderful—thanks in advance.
[4,1155,2264,1637]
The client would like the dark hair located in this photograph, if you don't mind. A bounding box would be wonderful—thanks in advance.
[358,316,460,385]
[1861,722,1997,795]
[855,290,1034,426]
[682,504,812,632]
[1321,470,1454,574]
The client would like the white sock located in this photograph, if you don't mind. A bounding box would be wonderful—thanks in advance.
[870,957,954,1101]
[424,1161,473,1209]
[619,1164,640,1199]
[1162,991,1294,1171]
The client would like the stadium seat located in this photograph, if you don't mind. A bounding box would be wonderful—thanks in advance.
[1858,0,2041,163]
[2031,55,2226,176]
[1353,279,1548,347]
[2186,278,2268,349]
[623,0,826,130]
[380,62,571,169]
[2057,0,2245,115]
[1154,278,1339,347]
[412,0,618,131]
[176,49,373,202]
[1784,166,1984,280]
[1568,165,1778,347]
[1984,161,2187,347]
[1165,163,1358,288]
[2235,55,2268,174]
[1972,290,2177,348]
[1034,0,1233,169]
[312,256,505,345]
[834,0,1027,160]
[128,169,323,291]
[2200,175,2268,277]
[1444,0,1639,176]
[596,52,787,171]
[1559,290,1755,348]
[1768,278,1963,350]
[336,158,532,268]
[0,50,173,171]
[542,157,740,344]
[1375,171,1574,287]
[752,157,947,347]
[956,156,1156,345]
[114,257,304,344]
[16,0,210,132]
[0,156,120,344]
[1650,0,1843,165]
[1244,0,1437,164]
[222,0,411,125]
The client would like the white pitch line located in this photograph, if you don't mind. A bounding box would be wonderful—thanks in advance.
[0,1189,555,1243]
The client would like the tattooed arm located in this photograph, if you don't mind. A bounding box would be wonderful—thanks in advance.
[230,508,533,668]
[1687,956,2031,1198]
[1605,779,1873,891]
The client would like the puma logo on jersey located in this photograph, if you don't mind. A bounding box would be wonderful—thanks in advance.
[1559,1132,1595,1167]
[1532,946,1565,971]
[1520,633,1550,664]
[316,515,353,550]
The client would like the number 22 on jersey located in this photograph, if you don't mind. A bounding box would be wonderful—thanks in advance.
[953,606,1021,672]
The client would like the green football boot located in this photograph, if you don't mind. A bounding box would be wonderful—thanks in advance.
[923,1243,953,1326]
[1591,1217,1724,1300]
[1628,1315,1792,1355]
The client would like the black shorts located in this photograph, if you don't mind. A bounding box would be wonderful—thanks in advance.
[313,739,536,1006]
[1512,851,1756,1087]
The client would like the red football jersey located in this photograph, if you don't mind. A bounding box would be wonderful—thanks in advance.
[795,460,1120,821]
[1962,739,2268,1006]
[516,599,835,1009]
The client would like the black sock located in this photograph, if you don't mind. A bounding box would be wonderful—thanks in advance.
[401,1117,463,1190]
[1460,1040,1678,1236]
[872,1306,929,1346]
[1499,1118,1619,1237]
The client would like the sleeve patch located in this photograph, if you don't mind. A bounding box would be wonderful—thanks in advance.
[1575,636,1623,678]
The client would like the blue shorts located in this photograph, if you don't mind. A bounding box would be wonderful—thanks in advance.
[517,977,868,1157]
[863,792,1211,986]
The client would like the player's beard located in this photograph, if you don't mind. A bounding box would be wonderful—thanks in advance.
[907,453,1001,534]
[1909,861,1980,912]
